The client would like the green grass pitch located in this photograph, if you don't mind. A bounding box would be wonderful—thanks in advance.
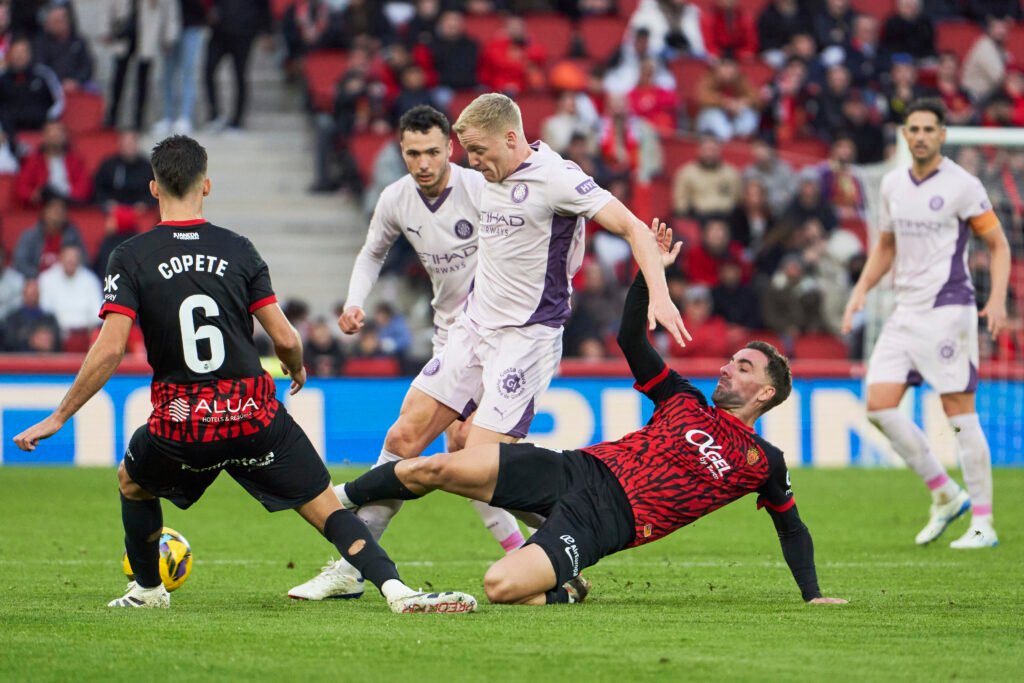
[1,467,1022,682]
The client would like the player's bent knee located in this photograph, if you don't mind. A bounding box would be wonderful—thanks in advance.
[117,463,150,500]
[483,565,521,604]
[383,422,430,458]
[413,453,452,488]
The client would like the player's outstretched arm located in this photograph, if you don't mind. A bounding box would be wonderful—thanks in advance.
[12,313,132,452]
[841,231,897,334]
[617,271,668,388]
[592,200,691,347]
[978,224,1011,337]
[767,505,847,605]
[254,303,306,395]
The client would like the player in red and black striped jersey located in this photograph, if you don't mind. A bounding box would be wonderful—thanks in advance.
[13,136,476,614]
[334,221,847,607]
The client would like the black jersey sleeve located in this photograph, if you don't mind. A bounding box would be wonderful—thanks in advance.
[243,238,277,313]
[98,243,140,320]
[617,272,707,407]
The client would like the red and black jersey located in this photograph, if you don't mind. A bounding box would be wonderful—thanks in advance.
[583,369,792,547]
[99,219,280,442]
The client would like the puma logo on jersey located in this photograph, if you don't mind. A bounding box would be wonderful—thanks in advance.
[407,226,423,238]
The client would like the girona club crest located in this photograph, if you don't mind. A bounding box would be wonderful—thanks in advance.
[497,367,526,399]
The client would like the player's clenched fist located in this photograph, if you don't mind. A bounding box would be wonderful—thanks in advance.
[338,305,366,334]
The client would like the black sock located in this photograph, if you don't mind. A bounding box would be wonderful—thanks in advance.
[121,494,163,589]
[346,461,419,506]
[323,509,401,592]
[545,587,570,604]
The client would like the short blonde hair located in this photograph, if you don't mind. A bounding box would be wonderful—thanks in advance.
[453,93,524,137]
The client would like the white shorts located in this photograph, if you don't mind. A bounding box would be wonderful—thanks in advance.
[431,324,449,359]
[866,305,979,394]
[412,316,563,438]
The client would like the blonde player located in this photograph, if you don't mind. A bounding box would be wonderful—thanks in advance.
[294,93,690,595]
[289,106,525,600]
[842,98,1010,549]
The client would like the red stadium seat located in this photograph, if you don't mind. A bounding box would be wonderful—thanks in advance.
[270,0,294,22]
[647,178,673,220]
[2,210,38,239]
[1008,26,1024,68]
[447,89,478,122]
[738,60,775,89]
[670,59,711,115]
[514,92,559,140]
[463,14,505,44]
[61,91,106,136]
[0,173,14,214]
[935,21,982,62]
[63,328,93,353]
[618,0,640,16]
[67,207,109,262]
[854,0,894,22]
[74,130,119,177]
[579,15,628,63]
[343,357,400,377]
[525,14,574,62]
[793,333,849,360]
[777,137,829,166]
[660,137,700,174]
[348,132,395,185]
[721,140,755,168]
[303,50,348,113]
[748,329,786,354]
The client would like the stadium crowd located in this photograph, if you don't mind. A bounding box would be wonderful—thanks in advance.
[0,0,1022,372]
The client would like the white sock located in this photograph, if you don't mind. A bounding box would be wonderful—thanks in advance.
[948,412,994,525]
[380,578,416,601]
[469,499,525,553]
[356,449,405,541]
[869,408,956,502]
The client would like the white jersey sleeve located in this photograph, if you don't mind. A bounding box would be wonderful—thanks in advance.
[545,161,615,219]
[345,184,402,310]
[957,174,995,224]
[877,172,895,233]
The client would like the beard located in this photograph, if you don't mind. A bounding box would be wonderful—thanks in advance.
[710,382,742,408]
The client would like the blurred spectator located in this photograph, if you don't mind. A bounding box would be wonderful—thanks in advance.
[880,0,935,62]
[712,259,762,329]
[0,242,25,319]
[840,93,886,164]
[2,278,61,352]
[281,0,334,71]
[757,0,814,68]
[813,0,857,50]
[154,0,207,136]
[761,252,826,350]
[0,2,11,67]
[760,57,812,144]
[477,16,546,95]
[809,63,854,140]
[374,302,411,357]
[106,0,181,131]
[743,138,796,216]
[672,135,741,220]
[431,11,479,107]
[93,204,141,276]
[352,320,384,357]
[884,55,937,127]
[798,218,851,335]
[305,317,346,376]
[12,194,84,278]
[699,0,758,62]
[405,0,442,48]
[0,123,18,173]
[667,285,731,358]
[684,216,752,286]
[0,37,64,134]
[37,244,103,336]
[391,64,437,125]
[781,170,838,236]
[988,148,1024,232]
[565,260,622,356]
[14,121,91,207]
[335,0,392,48]
[32,4,94,92]
[695,57,759,140]
[844,14,887,88]
[627,58,678,134]
[604,27,675,97]
[542,91,595,155]
[576,336,610,362]
[984,66,1024,126]
[374,42,436,112]
[812,135,866,221]
[597,94,663,182]
[935,52,977,125]
[283,298,312,340]
[962,15,1012,103]
[627,0,706,58]
[962,0,1023,22]
[361,140,405,219]
[565,132,612,187]
[93,131,156,210]
[204,0,271,131]
[729,177,775,251]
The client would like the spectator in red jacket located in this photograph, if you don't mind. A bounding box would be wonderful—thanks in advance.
[13,121,91,208]
[477,15,546,95]
[684,216,753,287]
[626,58,677,135]
[700,0,758,62]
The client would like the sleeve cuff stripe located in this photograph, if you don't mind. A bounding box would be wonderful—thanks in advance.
[634,366,670,393]
[758,496,796,513]
[248,295,277,313]
[99,303,137,320]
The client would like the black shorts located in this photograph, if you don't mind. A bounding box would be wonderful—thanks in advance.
[123,409,331,512]
[491,443,635,586]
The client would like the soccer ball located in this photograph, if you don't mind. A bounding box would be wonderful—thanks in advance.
[122,527,193,592]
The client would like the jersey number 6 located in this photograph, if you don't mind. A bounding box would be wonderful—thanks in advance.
[179,294,226,374]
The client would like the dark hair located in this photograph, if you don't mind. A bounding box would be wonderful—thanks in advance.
[150,135,208,199]
[745,340,792,414]
[399,105,450,138]
[905,97,946,126]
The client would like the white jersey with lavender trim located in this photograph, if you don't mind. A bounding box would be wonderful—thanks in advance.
[467,141,615,328]
[347,164,485,332]
[878,157,1000,311]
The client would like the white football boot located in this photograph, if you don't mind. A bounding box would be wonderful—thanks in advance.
[288,559,365,600]
[107,581,170,608]
[949,521,999,549]
[564,575,592,604]
[915,489,971,545]
[388,591,477,614]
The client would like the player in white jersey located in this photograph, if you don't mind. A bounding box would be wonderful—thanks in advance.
[288,107,525,600]
[294,93,690,599]
[842,99,1010,549]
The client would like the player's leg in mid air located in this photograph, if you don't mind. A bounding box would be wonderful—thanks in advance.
[940,391,997,548]
[446,416,526,554]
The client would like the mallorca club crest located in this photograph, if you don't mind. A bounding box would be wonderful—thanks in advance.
[929,196,944,211]
[454,219,474,239]
[937,338,958,363]
[746,447,761,465]
[423,358,441,376]
[510,182,529,204]
[497,367,526,399]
